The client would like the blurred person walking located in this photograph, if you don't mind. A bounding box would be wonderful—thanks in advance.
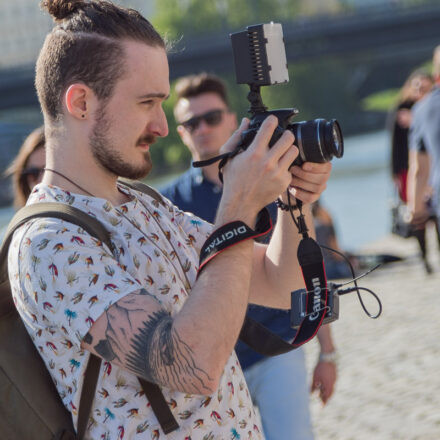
[161,72,337,440]
[389,70,439,273]
[408,46,440,273]
[389,71,432,203]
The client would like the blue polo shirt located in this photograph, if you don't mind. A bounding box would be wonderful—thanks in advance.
[160,166,296,370]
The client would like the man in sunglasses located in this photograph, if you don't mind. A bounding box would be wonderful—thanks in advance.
[161,74,237,220]
[161,73,337,440]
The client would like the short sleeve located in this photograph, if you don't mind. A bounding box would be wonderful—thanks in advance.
[9,218,142,347]
[409,103,426,152]
[160,195,214,255]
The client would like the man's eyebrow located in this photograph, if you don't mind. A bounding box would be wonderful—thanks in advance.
[138,92,170,100]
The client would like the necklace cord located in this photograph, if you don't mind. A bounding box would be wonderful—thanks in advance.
[44,168,95,197]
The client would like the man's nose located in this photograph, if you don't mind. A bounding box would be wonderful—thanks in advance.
[151,107,169,138]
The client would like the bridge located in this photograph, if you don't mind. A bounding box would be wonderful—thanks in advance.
[0,1,439,111]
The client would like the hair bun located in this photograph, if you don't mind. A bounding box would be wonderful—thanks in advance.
[40,0,84,20]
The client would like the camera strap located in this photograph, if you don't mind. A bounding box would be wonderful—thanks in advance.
[196,200,328,355]
[291,236,328,345]
[193,145,245,184]
[197,208,272,276]
[237,235,328,357]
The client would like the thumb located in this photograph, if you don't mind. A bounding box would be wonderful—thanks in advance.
[220,118,249,154]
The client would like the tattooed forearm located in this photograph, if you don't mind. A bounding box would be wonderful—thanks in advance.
[84,290,213,393]
[126,311,212,393]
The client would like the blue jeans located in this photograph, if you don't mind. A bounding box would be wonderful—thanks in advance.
[243,348,314,440]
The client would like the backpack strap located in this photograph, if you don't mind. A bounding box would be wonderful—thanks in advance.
[1,202,114,276]
[1,201,179,435]
[77,353,101,439]
[117,179,164,205]
[0,203,114,316]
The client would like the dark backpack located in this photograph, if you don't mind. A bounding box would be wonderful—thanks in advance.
[0,203,109,440]
[0,181,179,439]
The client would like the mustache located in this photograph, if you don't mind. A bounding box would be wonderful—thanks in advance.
[137,134,157,145]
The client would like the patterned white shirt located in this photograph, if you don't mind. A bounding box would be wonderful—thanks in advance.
[8,182,263,440]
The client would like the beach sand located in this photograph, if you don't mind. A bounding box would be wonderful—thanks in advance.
[305,224,440,440]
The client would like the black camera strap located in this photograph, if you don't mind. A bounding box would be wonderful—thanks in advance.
[238,235,328,356]
[291,236,328,345]
[193,145,245,184]
[197,198,328,355]
[197,208,272,276]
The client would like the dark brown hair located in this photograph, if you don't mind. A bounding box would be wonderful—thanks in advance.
[36,0,165,121]
[174,72,229,111]
[5,126,45,209]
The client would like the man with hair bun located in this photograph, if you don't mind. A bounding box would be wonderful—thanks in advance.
[8,1,332,438]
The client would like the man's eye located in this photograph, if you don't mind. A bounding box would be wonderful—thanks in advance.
[141,100,154,105]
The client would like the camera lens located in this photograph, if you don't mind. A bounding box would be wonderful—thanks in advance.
[289,119,344,164]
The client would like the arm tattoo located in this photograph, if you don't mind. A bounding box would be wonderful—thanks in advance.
[94,289,212,393]
[127,311,212,393]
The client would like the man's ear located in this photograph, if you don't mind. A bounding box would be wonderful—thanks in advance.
[65,84,94,120]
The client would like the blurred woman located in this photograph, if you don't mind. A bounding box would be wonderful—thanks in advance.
[5,126,45,209]
[388,71,439,273]
[390,71,432,202]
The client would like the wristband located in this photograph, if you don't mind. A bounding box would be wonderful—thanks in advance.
[275,197,298,211]
[319,350,338,365]
[197,207,272,276]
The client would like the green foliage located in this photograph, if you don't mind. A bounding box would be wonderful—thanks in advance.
[361,89,400,112]
[153,0,307,38]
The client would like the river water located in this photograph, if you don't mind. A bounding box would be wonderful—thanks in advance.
[0,130,393,251]
[317,129,393,251]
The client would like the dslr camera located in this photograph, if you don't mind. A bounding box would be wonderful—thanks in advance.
[230,23,344,164]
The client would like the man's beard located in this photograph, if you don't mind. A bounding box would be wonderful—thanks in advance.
[90,106,154,180]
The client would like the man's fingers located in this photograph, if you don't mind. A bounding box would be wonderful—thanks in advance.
[291,162,332,183]
[269,130,296,163]
[278,144,299,171]
[220,118,249,154]
[248,115,279,153]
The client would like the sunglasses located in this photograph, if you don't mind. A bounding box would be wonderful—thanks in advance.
[180,109,226,133]
[21,167,45,180]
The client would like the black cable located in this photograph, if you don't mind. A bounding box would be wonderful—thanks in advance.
[337,286,382,319]
[319,244,382,318]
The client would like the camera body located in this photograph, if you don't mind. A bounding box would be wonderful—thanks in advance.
[230,23,344,165]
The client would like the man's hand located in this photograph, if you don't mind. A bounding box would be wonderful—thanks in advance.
[219,115,299,226]
[289,161,332,204]
[311,359,337,405]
